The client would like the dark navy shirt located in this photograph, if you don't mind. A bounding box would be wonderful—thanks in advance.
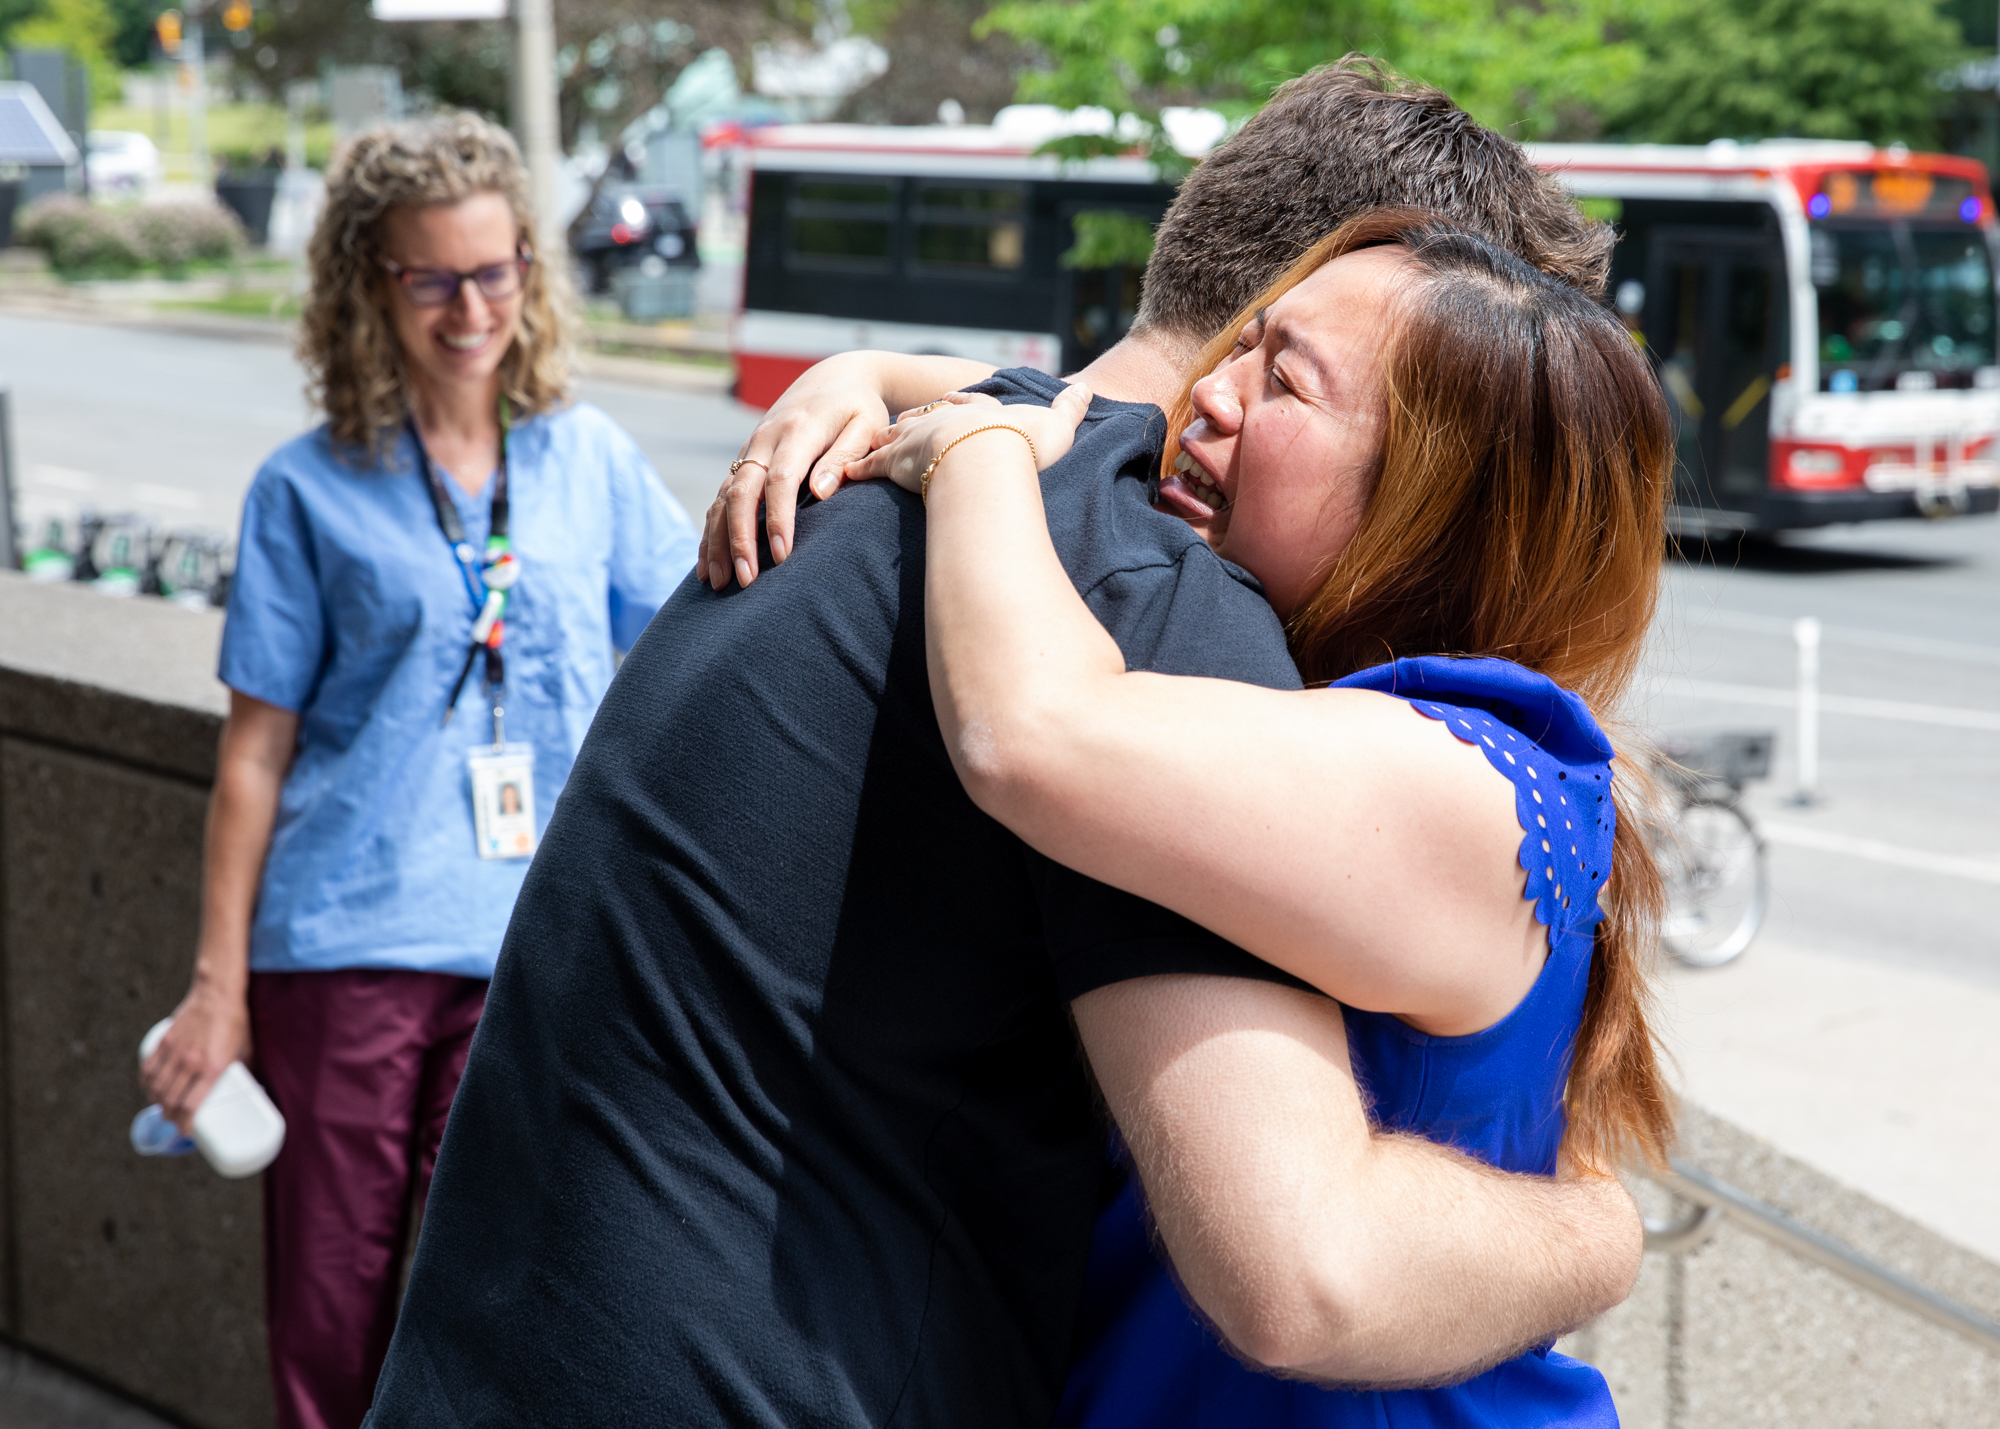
[367,369,1303,1428]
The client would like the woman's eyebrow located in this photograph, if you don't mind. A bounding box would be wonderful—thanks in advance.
[1268,315,1335,393]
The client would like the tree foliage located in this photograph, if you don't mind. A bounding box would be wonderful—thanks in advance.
[977,0,1970,154]
[7,0,121,100]
[241,0,801,148]
[840,0,1029,124]
[1604,0,1965,147]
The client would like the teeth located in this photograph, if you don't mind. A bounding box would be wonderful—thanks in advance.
[442,332,489,350]
[1173,451,1193,473]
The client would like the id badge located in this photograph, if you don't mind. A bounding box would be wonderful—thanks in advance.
[468,743,538,860]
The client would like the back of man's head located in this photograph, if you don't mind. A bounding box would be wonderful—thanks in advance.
[1135,56,1611,341]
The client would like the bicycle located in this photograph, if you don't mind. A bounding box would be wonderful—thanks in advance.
[1648,730,1773,968]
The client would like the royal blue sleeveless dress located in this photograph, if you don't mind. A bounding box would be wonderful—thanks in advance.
[1055,655,1621,1429]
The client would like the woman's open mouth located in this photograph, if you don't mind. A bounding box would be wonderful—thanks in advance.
[439,330,494,354]
[1157,448,1228,521]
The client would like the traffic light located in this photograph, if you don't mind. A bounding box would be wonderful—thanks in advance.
[155,8,182,54]
[221,0,253,30]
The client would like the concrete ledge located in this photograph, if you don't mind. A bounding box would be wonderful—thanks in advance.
[0,575,225,782]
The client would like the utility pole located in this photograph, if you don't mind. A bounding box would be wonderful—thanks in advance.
[371,0,560,245]
[512,0,562,247]
[184,8,210,187]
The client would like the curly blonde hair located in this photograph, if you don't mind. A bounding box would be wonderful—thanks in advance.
[299,112,575,461]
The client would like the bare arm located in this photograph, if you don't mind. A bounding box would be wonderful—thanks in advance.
[1075,974,1640,1385]
[840,392,1642,1380]
[860,397,1542,1035]
[140,690,299,1130]
[699,350,996,590]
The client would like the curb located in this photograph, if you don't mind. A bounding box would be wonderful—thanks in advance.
[0,291,738,395]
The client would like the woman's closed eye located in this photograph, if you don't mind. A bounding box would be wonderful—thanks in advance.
[1230,310,1268,355]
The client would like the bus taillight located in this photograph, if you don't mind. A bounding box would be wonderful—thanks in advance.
[1771,442,1864,490]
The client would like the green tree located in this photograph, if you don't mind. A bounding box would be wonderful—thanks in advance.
[839,0,1029,125]
[1605,0,1966,146]
[9,0,121,100]
[979,0,1970,158]
[1391,0,1644,141]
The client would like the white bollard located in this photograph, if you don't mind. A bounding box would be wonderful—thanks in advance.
[1792,616,1821,806]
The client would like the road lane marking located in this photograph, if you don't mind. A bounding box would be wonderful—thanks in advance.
[132,483,204,510]
[1677,608,2000,668]
[1677,680,2000,731]
[1761,821,2000,885]
[25,464,98,491]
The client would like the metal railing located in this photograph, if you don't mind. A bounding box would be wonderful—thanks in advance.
[1640,1157,2000,1354]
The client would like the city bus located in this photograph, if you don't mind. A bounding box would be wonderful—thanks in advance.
[729,120,1178,408]
[733,127,2000,535]
[1531,140,2000,533]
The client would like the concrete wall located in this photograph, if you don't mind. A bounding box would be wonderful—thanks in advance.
[0,571,1994,1428]
[0,573,268,1429]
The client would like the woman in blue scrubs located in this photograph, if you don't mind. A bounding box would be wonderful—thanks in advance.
[140,112,698,1429]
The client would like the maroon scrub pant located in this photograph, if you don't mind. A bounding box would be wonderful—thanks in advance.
[250,969,487,1429]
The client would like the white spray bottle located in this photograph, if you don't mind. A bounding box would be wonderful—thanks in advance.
[131,1017,286,1178]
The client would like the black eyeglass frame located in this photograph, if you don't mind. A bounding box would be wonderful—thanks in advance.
[378,247,536,308]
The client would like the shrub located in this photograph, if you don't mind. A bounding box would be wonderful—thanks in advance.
[15,194,143,275]
[130,200,247,271]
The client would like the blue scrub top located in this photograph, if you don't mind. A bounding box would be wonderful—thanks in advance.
[219,402,699,979]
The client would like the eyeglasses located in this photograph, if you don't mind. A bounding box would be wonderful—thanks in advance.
[379,249,534,308]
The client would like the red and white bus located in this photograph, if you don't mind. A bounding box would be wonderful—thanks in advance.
[727,120,1177,409]
[1531,140,2000,533]
[733,126,2000,534]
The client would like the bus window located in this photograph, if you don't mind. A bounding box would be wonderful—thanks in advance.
[914,185,1027,272]
[1652,233,1787,505]
[789,179,896,269]
[1069,266,1144,365]
[1813,223,1997,391]
[1718,261,1782,494]
[1661,261,1707,494]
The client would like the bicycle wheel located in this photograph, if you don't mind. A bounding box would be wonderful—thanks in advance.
[1659,797,1767,968]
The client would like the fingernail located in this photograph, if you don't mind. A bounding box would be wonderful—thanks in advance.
[811,475,835,499]
[735,557,754,587]
[770,534,787,563]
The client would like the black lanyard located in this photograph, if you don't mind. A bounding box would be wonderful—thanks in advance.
[409,415,513,728]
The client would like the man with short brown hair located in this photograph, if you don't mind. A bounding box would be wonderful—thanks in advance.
[1138,54,1611,341]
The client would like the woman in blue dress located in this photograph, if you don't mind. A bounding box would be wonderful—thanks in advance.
[840,209,1676,1422]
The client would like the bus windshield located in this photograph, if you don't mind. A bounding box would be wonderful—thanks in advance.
[1814,221,1998,392]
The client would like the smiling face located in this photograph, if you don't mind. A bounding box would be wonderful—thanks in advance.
[379,192,523,404]
[1158,245,1411,619]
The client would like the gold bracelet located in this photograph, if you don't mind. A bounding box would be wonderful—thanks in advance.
[919,425,1037,504]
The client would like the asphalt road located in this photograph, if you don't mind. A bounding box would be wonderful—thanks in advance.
[0,311,753,541]
[5,311,1996,994]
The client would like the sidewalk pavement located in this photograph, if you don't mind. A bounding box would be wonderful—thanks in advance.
[0,1346,175,1429]
[1658,936,2000,1264]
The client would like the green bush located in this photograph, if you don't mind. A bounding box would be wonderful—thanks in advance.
[130,200,247,272]
[16,195,144,275]
[16,194,246,275]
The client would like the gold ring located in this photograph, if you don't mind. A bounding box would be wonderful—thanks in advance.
[729,457,769,476]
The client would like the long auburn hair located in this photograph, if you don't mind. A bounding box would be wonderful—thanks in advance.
[1164,208,1676,1173]
[299,112,575,462]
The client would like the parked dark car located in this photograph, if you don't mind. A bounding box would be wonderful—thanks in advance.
[572,186,699,294]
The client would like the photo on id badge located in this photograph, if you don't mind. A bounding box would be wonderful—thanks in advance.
[469,744,537,859]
